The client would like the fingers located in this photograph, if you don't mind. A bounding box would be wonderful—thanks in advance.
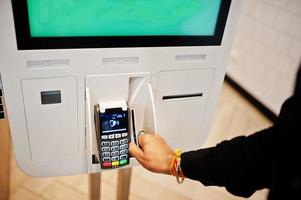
[129,142,144,163]
[138,133,165,150]
[138,133,146,148]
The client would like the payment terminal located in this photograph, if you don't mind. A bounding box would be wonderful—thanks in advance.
[94,103,131,169]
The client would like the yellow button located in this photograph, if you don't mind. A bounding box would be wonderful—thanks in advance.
[112,161,119,166]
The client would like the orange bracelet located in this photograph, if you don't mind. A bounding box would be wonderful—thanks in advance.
[170,149,185,183]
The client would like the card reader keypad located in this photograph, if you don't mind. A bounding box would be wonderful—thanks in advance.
[100,132,130,168]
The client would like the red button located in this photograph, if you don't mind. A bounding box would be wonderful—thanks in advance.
[103,162,112,167]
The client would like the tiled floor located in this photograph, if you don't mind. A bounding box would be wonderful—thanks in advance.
[9,82,272,200]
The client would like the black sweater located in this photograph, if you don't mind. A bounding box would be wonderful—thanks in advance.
[181,67,301,199]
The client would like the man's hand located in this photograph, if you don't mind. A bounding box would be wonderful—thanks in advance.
[129,133,175,175]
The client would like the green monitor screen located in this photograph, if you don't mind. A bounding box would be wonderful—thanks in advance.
[27,0,221,37]
[12,0,232,49]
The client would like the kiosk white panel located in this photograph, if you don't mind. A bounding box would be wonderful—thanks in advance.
[0,0,243,176]
[155,69,214,150]
[21,77,78,161]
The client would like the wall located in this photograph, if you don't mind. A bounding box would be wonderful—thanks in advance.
[227,0,301,114]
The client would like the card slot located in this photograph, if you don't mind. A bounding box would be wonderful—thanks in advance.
[131,109,138,146]
[162,93,203,101]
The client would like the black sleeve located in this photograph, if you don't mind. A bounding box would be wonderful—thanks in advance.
[180,65,301,198]
[181,128,274,197]
[181,94,300,198]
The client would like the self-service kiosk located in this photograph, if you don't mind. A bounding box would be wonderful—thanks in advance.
[0,0,242,177]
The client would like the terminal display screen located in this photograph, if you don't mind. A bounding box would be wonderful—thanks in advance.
[11,0,232,49]
[27,0,221,37]
[100,111,128,134]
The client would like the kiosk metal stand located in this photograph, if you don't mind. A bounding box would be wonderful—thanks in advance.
[89,169,132,200]
[116,168,132,200]
[89,173,101,200]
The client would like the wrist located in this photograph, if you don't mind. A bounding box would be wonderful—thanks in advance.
[163,152,175,175]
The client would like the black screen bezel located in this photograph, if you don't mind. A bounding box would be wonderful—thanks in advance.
[11,0,232,50]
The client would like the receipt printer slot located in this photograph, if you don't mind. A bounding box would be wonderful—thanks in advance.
[162,93,203,101]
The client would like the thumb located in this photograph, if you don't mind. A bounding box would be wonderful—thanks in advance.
[129,142,144,163]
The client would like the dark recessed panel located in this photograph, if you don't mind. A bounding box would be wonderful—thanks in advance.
[41,90,62,105]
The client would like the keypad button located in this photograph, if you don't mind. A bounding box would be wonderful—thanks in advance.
[120,154,128,160]
[101,141,110,146]
[115,133,121,138]
[103,162,112,167]
[111,141,119,146]
[102,147,110,152]
[102,152,110,157]
[108,134,115,139]
[120,139,128,145]
[122,132,128,137]
[102,157,111,162]
[112,161,119,166]
[101,135,108,139]
[111,151,119,157]
[120,149,128,155]
[112,156,119,161]
[120,159,128,165]
[111,146,119,151]
[120,144,128,150]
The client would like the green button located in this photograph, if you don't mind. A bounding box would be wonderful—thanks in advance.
[120,159,128,165]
